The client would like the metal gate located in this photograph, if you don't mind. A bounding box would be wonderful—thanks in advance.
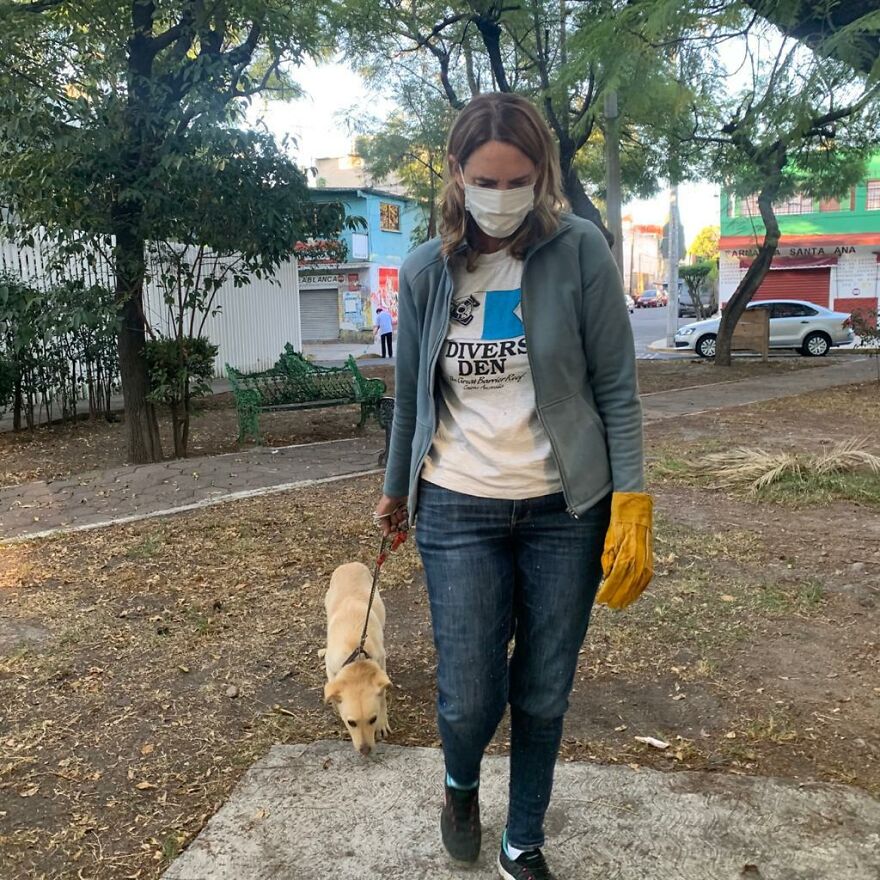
[754,268,831,307]
[299,288,339,340]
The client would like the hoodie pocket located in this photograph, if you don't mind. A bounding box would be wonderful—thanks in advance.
[539,394,611,501]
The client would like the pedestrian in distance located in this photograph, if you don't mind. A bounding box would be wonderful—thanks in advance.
[374,307,394,358]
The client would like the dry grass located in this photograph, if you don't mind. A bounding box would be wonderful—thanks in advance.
[693,440,880,496]
[1,473,878,879]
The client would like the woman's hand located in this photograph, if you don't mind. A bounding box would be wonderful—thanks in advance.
[374,494,409,536]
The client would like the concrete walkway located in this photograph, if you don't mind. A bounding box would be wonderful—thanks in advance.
[163,741,880,880]
[1,356,874,543]
[641,355,874,422]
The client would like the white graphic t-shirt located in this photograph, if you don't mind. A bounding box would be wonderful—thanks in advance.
[421,249,562,498]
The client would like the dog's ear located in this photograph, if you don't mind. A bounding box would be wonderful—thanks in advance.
[324,680,342,704]
[375,671,392,693]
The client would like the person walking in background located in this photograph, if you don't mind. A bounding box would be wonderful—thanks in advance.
[374,92,653,880]
[374,307,394,357]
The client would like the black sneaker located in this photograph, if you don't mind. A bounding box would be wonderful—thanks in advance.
[440,784,481,863]
[497,844,557,880]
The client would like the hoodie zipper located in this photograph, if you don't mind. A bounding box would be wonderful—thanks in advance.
[518,244,580,518]
[408,265,454,522]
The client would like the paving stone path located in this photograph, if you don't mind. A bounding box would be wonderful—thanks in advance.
[1,356,874,543]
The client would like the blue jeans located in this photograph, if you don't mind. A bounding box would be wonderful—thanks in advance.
[415,480,611,851]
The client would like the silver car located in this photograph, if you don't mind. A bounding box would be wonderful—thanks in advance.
[675,299,855,358]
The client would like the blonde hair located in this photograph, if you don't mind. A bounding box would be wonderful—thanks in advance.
[440,93,568,262]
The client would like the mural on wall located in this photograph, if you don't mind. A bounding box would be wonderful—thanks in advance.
[373,267,400,324]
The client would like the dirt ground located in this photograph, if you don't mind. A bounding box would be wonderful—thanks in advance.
[0,357,834,488]
[1,378,878,879]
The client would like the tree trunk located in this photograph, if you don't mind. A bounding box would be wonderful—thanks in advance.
[113,0,163,462]
[561,159,611,243]
[117,289,163,461]
[115,222,162,461]
[715,188,781,366]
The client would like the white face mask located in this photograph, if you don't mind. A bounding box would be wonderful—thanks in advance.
[462,179,535,239]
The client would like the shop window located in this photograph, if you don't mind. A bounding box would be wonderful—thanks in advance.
[379,202,401,232]
[774,193,814,215]
[866,180,880,211]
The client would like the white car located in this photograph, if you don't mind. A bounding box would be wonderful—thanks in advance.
[675,300,855,358]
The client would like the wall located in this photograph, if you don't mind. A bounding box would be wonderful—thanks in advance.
[305,189,418,339]
[1,230,302,378]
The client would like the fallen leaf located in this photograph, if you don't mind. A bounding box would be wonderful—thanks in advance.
[725,731,737,739]
[141,744,155,756]
[19,784,40,798]
[135,781,156,790]
[635,736,670,750]
[720,594,736,602]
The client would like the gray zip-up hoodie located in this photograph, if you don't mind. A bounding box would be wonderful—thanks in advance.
[383,213,644,521]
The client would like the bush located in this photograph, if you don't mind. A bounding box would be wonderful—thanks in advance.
[145,335,218,457]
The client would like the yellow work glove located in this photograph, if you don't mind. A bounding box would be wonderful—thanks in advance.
[596,492,654,609]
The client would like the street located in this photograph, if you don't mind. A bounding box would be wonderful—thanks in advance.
[630,305,690,359]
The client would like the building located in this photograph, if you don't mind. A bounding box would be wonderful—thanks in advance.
[314,155,407,196]
[622,217,662,296]
[719,154,880,321]
[298,187,419,341]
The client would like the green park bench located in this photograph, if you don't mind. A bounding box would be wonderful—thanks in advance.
[226,345,386,443]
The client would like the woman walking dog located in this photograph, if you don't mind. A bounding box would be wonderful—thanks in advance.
[375,92,653,880]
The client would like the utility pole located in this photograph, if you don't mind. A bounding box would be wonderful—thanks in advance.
[665,184,680,347]
[604,90,623,273]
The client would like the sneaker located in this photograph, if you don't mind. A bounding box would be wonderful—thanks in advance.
[497,844,557,880]
[440,784,481,863]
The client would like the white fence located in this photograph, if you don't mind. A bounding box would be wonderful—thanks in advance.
[0,230,302,378]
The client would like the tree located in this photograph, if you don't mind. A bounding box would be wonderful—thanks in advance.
[0,1,334,462]
[703,39,879,365]
[340,0,691,242]
[141,125,348,457]
[742,1,879,75]
[349,66,455,244]
[622,2,880,365]
[679,261,714,319]
[688,225,720,263]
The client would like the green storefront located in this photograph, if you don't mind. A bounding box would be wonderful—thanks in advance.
[719,154,880,321]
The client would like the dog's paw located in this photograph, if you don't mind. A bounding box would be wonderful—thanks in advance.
[377,720,392,740]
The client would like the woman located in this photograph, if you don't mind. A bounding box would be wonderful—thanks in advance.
[375,93,653,880]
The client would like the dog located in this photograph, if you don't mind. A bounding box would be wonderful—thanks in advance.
[323,561,392,756]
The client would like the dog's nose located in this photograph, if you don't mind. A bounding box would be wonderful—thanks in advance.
[359,745,371,756]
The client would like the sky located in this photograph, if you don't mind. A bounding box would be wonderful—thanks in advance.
[252,60,721,249]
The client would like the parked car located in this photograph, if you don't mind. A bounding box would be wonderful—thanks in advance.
[674,300,855,359]
[624,294,635,313]
[635,288,667,308]
[678,289,716,318]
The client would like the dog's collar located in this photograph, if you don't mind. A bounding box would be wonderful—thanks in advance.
[341,646,371,668]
